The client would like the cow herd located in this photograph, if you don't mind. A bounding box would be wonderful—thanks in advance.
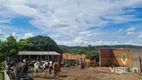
[6,59,64,80]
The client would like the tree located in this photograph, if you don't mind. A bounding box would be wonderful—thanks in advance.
[9,49,17,56]
[27,35,61,52]
[88,45,92,50]
[6,36,18,51]
[59,46,70,53]
[18,39,34,51]
[0,41,7,53]
[86,51,99,61]
[0,53,5,62]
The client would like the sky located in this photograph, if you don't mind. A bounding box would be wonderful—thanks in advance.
[0,0,142,46]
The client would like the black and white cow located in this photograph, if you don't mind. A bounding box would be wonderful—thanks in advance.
[33,61,52,75]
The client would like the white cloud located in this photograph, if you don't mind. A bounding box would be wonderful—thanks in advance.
[11,32,33,40]
[0,19,10,24]
[9,5,39,17]
[56,37,88,46]
[0,31,34,41]
[118,29,123,32]
[126,32,135,35]
[124,41,142,46]
[125,27,137,36]
[138,33,142,38]
[1,0,142,31]
[126,27,136,32]
[0,0,142,46]
[0,30,5,36]
[12,32,18,38]
[125,41,132,44]
[57,39,120,46]
[24,33,33,39]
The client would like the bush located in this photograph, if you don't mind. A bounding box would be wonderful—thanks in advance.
[0,54,5,62]
[0,72,4,80]
[86,51,99,62]
[0,62,5,70]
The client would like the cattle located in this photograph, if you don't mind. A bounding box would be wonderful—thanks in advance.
[6,59,30,80]
[33,61,52,75]
[18,59,30,77]
[49,61,64,77]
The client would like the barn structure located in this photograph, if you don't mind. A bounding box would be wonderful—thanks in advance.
[18,51,61,61]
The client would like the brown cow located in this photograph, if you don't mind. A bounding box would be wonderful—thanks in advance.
[50,61,64,77]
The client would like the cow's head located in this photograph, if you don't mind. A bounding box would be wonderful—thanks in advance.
[23,59,26,63]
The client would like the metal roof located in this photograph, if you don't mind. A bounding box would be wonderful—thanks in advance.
[18,51,61,55]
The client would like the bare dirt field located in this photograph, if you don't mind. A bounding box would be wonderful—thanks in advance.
[29,67,142,80]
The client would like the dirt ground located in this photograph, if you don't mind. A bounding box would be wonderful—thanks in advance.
[29,67,142,80]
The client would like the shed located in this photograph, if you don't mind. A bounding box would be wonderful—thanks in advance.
[18,51,61,61]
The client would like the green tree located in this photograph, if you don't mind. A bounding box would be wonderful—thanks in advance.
[59,46,70,53]
[86,50,99,61]
[0,41,6,52]
[88,45,92,50]
[9,49,17,56]
[27,35,61,52]
[6,36,17,50]
[6,36,18,56]
[18,39,34,51]
[0,53,5,62]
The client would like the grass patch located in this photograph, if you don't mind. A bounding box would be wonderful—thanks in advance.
[0,72,4,80]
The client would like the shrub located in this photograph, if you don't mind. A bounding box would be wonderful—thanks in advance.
[0,62,5,70]
[0,54,5,62]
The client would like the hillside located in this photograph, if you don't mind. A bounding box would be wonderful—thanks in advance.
[59,45,142,53]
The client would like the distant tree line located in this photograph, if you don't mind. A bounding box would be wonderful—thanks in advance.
[59,44,142,62]
[59,45,99,61]
[0,35,62,61]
